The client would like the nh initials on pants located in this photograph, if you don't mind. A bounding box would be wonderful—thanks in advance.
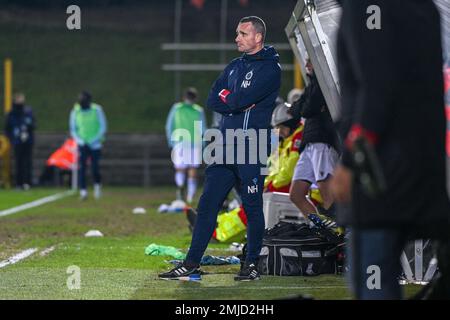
[248,185,258,194]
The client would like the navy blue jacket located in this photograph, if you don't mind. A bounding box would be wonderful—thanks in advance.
[207,46,281,141]
[5,105,35,145]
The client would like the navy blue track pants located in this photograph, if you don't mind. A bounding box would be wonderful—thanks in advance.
[185,163,266,265]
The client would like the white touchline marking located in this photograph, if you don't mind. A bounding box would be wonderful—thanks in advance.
[0,248,38,268]
[0,190,75,218]
[39,246,56,257]
[232,286,347,290]
[151,286,347,290]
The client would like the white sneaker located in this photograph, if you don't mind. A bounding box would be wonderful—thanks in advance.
[94,184,102,199]
[80,189,88,200]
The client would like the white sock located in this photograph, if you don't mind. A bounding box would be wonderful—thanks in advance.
[80,189,87,198]
[94,184,101,199]
[175,171,186,188]
[187,177,197,203]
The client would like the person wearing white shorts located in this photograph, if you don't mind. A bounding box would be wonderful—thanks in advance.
[166,88,206,204]
[287,58,340,228]
[292,143,339,185]
[291,141,339,226]
[172,143,202,170]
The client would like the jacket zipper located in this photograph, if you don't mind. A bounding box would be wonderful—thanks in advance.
[243,109,251,133]
[243,110,249,132]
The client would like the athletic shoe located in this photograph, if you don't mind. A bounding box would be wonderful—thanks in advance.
[234,263,260,281]
[308,213,344,242]
[158,262,201,280]
[308,213,343,233]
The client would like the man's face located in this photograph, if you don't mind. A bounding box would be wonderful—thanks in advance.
[235,22,262,54]
[13,94,25,105]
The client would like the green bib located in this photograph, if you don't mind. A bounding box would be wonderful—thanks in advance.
[172,103,204,144]
[74,103,101,142]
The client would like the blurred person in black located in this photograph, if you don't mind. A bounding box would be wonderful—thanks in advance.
[5,93,36,190]
[288,58,341,233]
[332,0,450,299]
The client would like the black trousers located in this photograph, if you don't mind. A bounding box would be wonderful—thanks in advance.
[14,143,33,187]
[78,145,102,189]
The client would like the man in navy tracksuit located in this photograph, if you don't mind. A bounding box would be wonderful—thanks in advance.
[5,93,36,190]
[160,16,281,281]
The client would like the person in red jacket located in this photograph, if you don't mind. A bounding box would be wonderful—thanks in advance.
[39,138,76,186]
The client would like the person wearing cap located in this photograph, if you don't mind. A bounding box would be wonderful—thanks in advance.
[265,102,303,193]
[69,91,107,200]
[265,102,324,208]
[5,92,36,190]
[165,87,207,204]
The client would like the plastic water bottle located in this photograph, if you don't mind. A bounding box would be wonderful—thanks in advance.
[179,274,201,282]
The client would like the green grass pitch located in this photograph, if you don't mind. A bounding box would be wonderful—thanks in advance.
[0,187,421,300]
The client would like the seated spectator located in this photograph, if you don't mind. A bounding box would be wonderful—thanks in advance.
[265,101,323,205]
[265,102,304,193]
[39,138,76,186]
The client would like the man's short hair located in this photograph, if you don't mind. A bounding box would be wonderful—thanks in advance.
[80,90,92,101]
[239,16,266,42]
[184,87,198,102]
